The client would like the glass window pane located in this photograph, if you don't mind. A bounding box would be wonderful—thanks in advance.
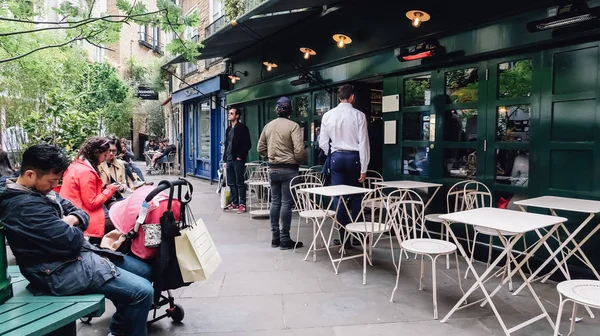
[299,121,309,141]
[404,75,431,107]
[497,105,530,142]
[295,95,309,118]
[403,112,434,141]
[315,91,331,116]
[197,102,211,159]
[402,147,430,176]
[443,109,478,141]
[446,68,478,103]
[496,149,529,187]
[443,148,477,179]
[498,59,532,99]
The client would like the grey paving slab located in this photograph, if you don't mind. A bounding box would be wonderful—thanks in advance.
[332,318,494,336]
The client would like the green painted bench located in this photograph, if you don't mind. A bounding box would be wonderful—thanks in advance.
[0,266,105,336]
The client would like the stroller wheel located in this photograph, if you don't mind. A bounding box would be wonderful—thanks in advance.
[167,304,185,322]
[79,317,93,324]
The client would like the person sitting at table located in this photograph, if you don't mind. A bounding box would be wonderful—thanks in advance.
[0,144,154,336]
[144,139,158,152]
[98,139,134,203]
[149,139,176,172]
[60,136,119,244]
[117,140,146,184]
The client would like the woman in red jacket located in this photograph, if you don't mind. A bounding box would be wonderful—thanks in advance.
[60,137,119,242]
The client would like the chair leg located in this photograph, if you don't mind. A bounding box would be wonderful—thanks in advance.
[362,234,367,285]
[443,224,450,270]
[487,235,493,269]
[507,251,513,292]
[294,218,300,253]
[390,248,404,302]
[419,255,425,291]
[569,302,578,336]
[465,231,479,279]
[431,255,438,320]
[454,252,466,304]
[554,295,565,336]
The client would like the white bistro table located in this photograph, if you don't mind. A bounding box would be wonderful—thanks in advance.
[440,208,567,335]
[513,196,600,287]
[373,180,442,210]
[298,185,371,272]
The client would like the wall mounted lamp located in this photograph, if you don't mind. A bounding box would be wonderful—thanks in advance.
[228,70,247,84]
[262,61,278,71]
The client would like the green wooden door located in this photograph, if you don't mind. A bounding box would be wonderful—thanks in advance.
[435,62,488,185]
[482,55,538,201]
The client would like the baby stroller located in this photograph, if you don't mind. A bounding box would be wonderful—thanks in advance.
[82,178,195,326]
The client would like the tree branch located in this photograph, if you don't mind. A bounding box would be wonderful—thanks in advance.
[85,39,115,52]
[0,35,84,64]
[0,10,166,35]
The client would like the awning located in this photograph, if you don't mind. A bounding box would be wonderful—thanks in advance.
[164,0,341,66]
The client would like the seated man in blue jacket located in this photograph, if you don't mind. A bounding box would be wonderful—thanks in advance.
[0,144,153,336]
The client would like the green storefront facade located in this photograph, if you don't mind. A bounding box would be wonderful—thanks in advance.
[214,0,600,277]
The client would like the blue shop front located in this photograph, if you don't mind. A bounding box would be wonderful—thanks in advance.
[172,74,228,181]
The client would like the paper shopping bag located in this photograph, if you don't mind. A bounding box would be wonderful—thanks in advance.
[175,219,222,282]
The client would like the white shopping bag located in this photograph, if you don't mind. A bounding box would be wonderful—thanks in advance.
[175,219,222,282]
[220,185,231,209]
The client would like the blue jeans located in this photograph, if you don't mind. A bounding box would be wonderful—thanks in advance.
[226,160,246,205]
[330,151,362,227]
[125,162,145,181]
[85,256,153,336]
[269,168,298,241]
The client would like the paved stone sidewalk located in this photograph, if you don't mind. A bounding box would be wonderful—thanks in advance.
[7,166,600,335]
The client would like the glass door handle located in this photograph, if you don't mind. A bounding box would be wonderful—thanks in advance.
[484,140,487,152]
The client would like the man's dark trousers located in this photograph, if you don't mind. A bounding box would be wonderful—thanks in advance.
[226,160,246,206]
[330,151,362,240]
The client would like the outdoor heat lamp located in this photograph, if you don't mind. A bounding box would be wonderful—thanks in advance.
[527,2,599,32]
[396,40,444,62]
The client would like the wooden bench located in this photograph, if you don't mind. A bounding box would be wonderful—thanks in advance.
[0,266,105,336]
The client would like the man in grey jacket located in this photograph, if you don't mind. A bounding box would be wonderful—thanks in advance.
[258,97,305,250]
[0,145,153,336]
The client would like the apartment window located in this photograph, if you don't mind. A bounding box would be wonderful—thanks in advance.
[153,27,160,47]
[210,0,224,22]
[183,61,198,76]
[139,25,148,41]
[184,9,199,42]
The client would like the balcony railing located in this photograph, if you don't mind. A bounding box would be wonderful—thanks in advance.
[205,15,227,39]
[139,33,164,55]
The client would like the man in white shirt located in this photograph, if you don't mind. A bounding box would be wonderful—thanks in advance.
[319,84,370,247]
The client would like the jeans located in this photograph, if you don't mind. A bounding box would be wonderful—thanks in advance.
[226,160,246,205]
[125,162,145,181]
[85,256,153,336]
[269,168,298,241]
[330,151,362,228]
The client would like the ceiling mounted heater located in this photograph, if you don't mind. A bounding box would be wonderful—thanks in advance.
[527,2,599,32]
[396,40,445,62]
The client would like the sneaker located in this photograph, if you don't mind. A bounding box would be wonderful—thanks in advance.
[224,203,238,211]
[237,204,246,214]
[279,239,303,250]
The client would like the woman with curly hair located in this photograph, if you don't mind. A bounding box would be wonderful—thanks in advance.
[60,136,119,242]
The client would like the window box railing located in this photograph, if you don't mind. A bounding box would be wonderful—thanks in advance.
[139,33,163,55]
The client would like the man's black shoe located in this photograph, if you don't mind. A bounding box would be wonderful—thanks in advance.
[280,240,303,250]
[271,238,280,248]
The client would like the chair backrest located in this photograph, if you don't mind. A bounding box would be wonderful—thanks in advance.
[290,179,324,213]
[366,170,383,179]
[248,166,268,182]
[387,189,426,241]
[446,180,471,213]
[363,176,384,190]
[355,188,393,233]
[463,181,492,209]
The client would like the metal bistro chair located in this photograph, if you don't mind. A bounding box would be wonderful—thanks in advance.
[388,189,465,320]
[290,176,333,256]
[343,187,400,284]
[553,280,600,336]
